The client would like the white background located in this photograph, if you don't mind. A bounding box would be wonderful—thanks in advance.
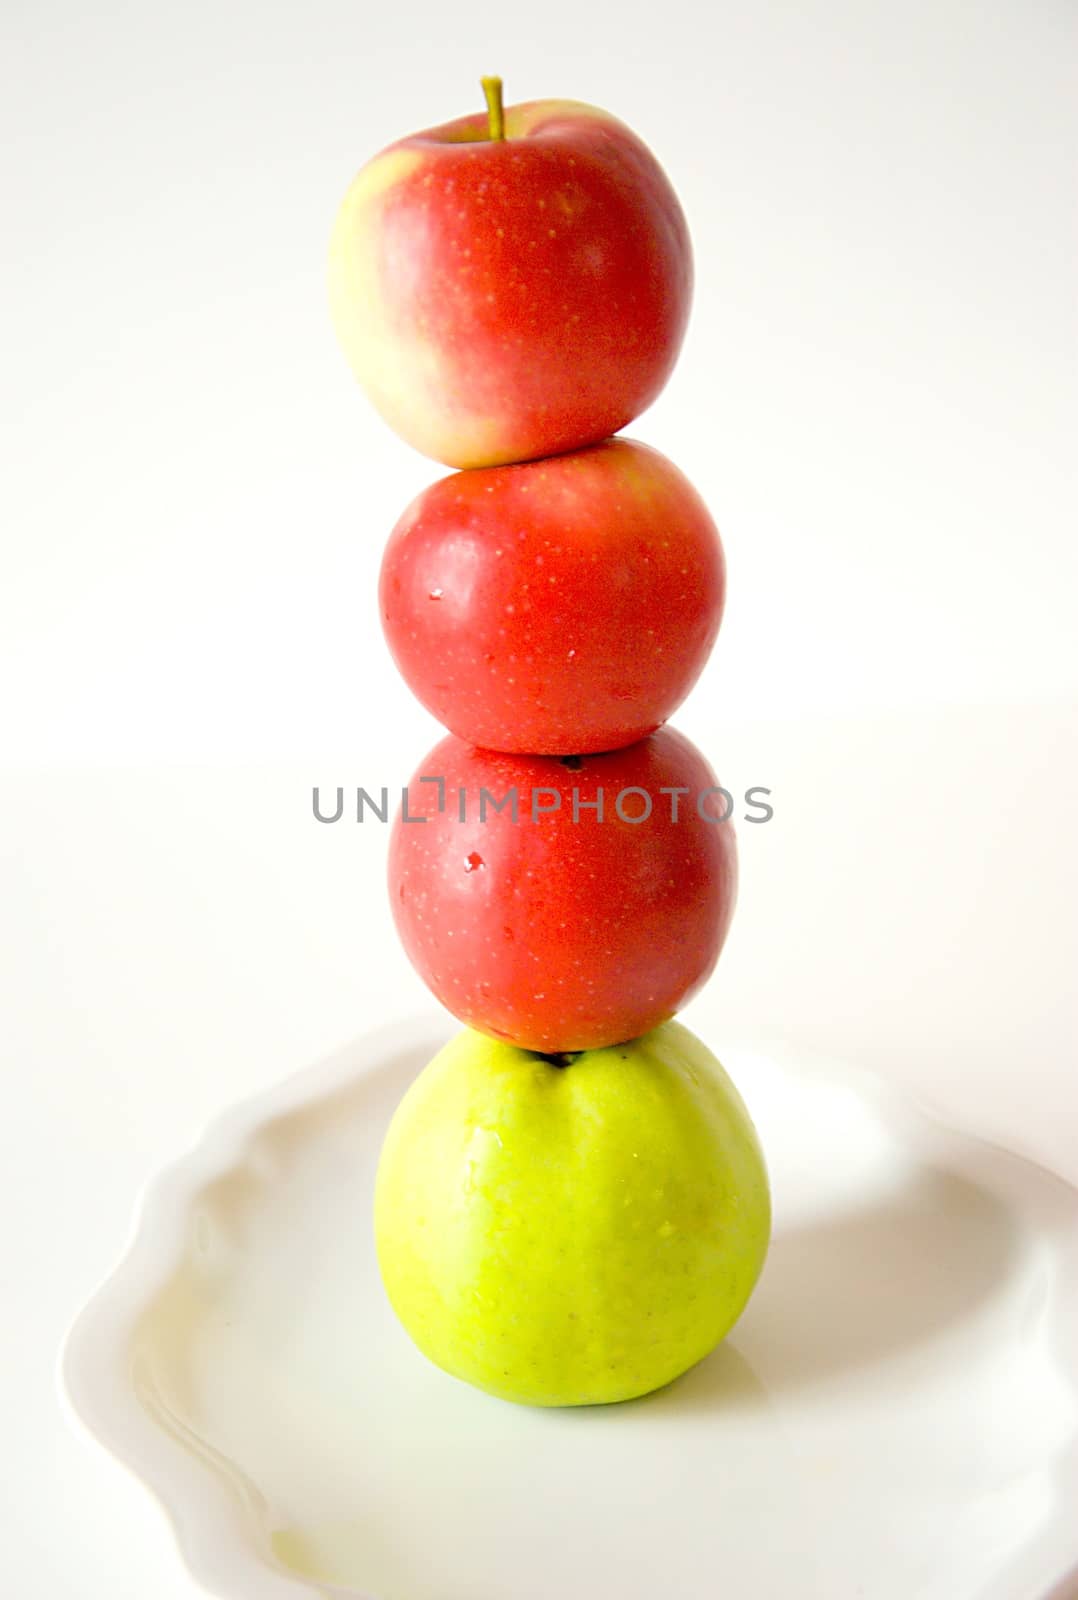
[2,0,1076,1593]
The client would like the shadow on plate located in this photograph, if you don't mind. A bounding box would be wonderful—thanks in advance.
[650,1164,1026,1413]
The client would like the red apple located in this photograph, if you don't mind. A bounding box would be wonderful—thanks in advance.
[380,437,724,754]
[388,728,737,1052]
[328,82,691,469]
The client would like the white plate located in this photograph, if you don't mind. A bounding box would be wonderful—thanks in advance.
[62,1019,1078,1600]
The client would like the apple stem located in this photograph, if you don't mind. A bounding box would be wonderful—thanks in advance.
[481,75,506,142]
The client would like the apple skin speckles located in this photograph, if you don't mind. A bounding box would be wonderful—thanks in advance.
[379,438,724,756]
[388,728,736,1053]
[374,1020,770,1405]
[328,97,691,468]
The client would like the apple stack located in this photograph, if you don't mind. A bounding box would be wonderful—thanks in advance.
[330,79,769,1408]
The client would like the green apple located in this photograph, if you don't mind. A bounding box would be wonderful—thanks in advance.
[375,1021,770,1406]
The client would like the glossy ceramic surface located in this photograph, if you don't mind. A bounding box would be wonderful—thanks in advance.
[62,1021,1078,1599]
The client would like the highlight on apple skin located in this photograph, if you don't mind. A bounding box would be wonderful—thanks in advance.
[374,1020,771,1407]
[328,94,692,469]
[380,437,725,755]
[388,728,738,1053]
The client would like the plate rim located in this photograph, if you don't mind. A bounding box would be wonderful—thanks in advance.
[59,1012,1078,1600]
